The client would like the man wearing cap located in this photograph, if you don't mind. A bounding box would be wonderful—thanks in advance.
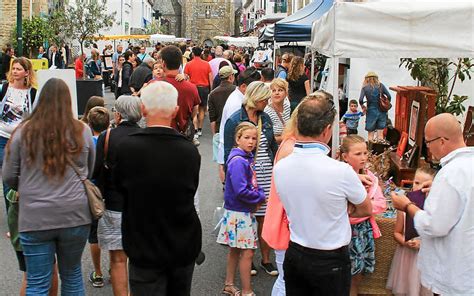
[208,66,237,182]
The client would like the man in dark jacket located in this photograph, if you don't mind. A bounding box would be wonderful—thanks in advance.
[1,46,14,80]
[129,56,154,94]
[117,51,135,96]
[114,81,202,296]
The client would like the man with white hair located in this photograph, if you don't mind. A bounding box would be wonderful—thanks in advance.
[209,46,230,78]
[114,81,202,296]
[129,56,155,95]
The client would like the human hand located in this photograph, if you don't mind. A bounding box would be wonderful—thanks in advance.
[362,105,367,114]
[358,174,373,190]
[391,192,410,211]
[175,73,186,82]
[405,239,420,250]
[421,180,432,194]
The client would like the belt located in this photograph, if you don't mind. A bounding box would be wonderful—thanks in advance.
[289,241,348,255]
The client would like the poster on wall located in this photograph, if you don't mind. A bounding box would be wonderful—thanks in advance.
[409,100,420,146]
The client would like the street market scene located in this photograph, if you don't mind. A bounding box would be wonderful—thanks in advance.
[0,0,473,295]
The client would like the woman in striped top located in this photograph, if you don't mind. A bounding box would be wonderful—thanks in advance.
[264,78,291,145]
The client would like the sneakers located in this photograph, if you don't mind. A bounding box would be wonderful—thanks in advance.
[197,129,203,137]
[192,138,200,147]
[251,263,257,276]
[260,261,279,276]
[89,271,104,288]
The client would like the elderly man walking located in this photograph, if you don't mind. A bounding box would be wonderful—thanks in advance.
[273,95,372,295]
[114,81,202,296]
[392,113,474,295]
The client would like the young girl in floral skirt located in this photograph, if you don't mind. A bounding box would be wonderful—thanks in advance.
[340,135,387,296]
[217,122,266,296]
[386,167,436,296]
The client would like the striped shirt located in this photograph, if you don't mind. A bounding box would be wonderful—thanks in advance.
[264,99,291,137]
[255,133,273,216]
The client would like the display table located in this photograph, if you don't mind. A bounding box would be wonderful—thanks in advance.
[359,216,398,295]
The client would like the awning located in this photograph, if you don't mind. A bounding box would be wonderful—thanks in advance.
[274,0,333,42]
[93,35,150,41]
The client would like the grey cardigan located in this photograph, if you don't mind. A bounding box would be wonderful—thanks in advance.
[2,124,95,232]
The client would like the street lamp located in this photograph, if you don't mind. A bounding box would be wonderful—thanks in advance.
[17,0,23,56]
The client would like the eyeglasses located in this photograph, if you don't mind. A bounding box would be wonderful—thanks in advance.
[425,136,448,146]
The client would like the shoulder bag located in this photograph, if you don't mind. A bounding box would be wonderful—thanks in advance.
[67,156,105,219]
[378,84,392,112]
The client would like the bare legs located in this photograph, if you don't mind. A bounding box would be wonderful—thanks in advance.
[256,216,271,264]
[90,243,102,277]
[109,250,129,296]
[350,273,363,296]
[225,247,255,294]
[368,129,385,141]
[197,106,206,131]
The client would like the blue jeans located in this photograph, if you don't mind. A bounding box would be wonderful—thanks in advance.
[0,135,11,214]
[20,224,91,296]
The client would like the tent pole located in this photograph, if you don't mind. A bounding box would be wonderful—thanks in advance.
[273,40,277,71]
[331,57,339,158]
[310,49,315,91]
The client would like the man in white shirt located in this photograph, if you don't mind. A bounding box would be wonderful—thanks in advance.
[392,113,474,295]
[216,67,261,165]
[274,96,372,295]
[209,46,231,78]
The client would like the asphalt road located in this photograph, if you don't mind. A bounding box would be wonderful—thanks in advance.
[0,89,276,295]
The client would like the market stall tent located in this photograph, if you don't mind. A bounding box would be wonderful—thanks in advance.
[213,36,259,47]
[274,0,333,42]
[149,34,177,43]
[310,1,474,153]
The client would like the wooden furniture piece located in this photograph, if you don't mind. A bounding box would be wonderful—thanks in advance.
[389,151,416,186]
[359,216,398,295]
[464,106,474,146]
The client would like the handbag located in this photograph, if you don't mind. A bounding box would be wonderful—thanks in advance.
[67,156,105,219]
[378,84,392,112]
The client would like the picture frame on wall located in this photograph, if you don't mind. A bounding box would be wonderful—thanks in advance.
[409,100,420,146]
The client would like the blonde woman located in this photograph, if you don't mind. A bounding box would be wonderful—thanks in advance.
[359,71,391,141]
[264,78,291,145]
[286,56,310,111]
[223,81,279,276]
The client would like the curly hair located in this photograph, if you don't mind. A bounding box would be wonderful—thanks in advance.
[287,56,305,82]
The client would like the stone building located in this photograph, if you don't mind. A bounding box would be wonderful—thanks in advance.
[182,0,237,46]
[153,0,182,37]
[0,0,29,50]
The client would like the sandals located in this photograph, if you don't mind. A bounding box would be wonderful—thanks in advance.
[222,284,241,295]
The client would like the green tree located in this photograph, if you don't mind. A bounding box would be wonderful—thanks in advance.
[10,16,52,58]
[400,58,473,115]
[60,0,116,78]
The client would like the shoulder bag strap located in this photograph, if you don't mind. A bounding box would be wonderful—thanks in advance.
[254,116,262,163]
[103,128,111,164]
[66,156,86,182]
[0,82,10,113]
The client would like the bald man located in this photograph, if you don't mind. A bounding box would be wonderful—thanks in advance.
[392,113,474,295]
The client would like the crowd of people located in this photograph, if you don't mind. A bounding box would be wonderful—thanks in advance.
[0,40,473,296]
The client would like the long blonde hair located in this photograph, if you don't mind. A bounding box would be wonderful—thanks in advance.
[7,57,37,88]
[282,90,333,139]
[363,76,380,88]
[244,81,271,109]
[287,56,304,81]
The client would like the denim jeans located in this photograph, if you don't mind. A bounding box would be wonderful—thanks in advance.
[284,241,351,296]
[0,135,11,214]
[20,224,91,296]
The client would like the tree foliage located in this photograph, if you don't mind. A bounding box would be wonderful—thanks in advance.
[11,16,52,57]
[400,58,473,115]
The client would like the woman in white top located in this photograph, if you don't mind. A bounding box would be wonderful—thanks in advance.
[264,78,291,145]
[0,57,37,212]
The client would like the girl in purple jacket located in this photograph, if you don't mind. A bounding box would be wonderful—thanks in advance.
[217,122,266,296]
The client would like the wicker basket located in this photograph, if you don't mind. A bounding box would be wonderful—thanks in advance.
[358,216,398,295]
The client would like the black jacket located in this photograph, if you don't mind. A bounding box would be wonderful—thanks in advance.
[48,51,62,68]
[114,127,202,268]
[129,62,152,92]
[92,121,141,212]
[119,61,133,95]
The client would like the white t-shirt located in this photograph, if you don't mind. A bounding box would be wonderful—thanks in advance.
[217,88,244,164]
[274,142,366,250]
[0,87,30,138]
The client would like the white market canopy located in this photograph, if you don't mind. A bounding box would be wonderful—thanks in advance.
[311,1,474,58]
[149,34,177,43]
[214,36,259,47]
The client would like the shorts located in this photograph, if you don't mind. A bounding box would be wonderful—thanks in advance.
[16,251,26,272]
[88,218,99,244]
[212,133,220,162]
[365,106,387,132]
[197,86,210,107]
[98,210,123,251]
[350,220,375,275]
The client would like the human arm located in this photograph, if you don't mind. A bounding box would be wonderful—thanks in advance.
[393,180,464,238]
[84,125,96,179]
[393,211,407,246]
[122,64,132,86]
[227,159,265,205]
[343,166,373,217]
[208,94,217,134]
[223,118,238,163]
[2,130,21,190]
[359,87,366,111]
[92,130,106,181]
[381,83,391,100]
[175,73,186,81]
[208,71,214,89]
[304,79,311,96]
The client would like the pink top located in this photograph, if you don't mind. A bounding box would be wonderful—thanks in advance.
[349,169,387,238]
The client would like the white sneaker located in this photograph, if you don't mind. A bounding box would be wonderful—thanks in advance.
[193,138,200,147]
[197,130,202,137]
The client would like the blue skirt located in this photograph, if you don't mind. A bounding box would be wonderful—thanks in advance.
[349,220,375,275]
